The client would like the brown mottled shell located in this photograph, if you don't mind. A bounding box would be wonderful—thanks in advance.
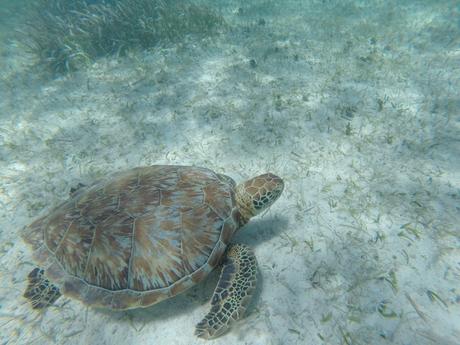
[21,166,240,310]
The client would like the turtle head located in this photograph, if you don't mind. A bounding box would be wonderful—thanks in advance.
[235,173,284,223]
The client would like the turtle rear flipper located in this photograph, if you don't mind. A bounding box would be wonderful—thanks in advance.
[24,268,61,309]
[195,244,257,339]
[69,182,86,196]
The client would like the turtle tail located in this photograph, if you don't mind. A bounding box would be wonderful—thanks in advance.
[23,268,61,309]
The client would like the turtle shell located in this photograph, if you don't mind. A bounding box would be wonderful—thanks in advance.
[21,166,240,310]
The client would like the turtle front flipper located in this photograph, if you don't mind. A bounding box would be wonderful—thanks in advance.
[195,244,257,339]
[23,268,61,309]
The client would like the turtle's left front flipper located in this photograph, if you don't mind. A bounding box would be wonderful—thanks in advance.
[195,243,257,339]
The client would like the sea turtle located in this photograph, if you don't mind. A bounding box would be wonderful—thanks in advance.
[21,165,284,339]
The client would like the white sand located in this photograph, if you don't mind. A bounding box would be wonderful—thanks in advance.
[1,1,459,344]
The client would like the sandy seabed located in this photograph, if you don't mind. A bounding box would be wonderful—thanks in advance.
[0,1,459,344]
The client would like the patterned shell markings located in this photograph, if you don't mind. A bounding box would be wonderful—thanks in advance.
[22,166,238,309]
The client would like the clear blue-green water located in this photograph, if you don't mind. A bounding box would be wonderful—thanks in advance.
[0,1,459,345]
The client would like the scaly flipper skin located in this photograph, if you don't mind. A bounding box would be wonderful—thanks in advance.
[23,268,61,309]
[195,243,257,339]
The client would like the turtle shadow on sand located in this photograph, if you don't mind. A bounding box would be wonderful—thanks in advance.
[98,215,288,326]
[233,215,289,247]
[96,276,216,323]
